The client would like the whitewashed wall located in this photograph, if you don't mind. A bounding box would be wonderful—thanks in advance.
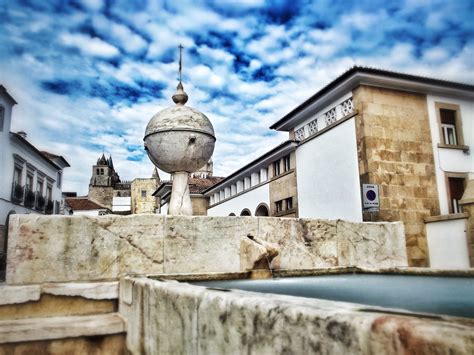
[427,95,474,215]
[426,218,470,269]
[207,184,270,216]
[296,118,362,221]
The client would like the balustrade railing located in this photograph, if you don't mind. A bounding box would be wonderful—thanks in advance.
[35,192,46,211]
[294,97,354,141]
[11,182,24,203]
[24,185,36,208]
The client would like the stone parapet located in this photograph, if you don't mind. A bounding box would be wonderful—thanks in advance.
[6,214,406,284]
[120,277,474,355]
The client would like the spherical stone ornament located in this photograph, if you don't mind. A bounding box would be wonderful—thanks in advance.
[143,82,216,215]
[144,105,215,173]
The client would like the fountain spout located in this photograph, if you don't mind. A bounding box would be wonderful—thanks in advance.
[240,234,280,279]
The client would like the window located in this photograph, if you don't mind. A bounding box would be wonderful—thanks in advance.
[448,177,465,214]
[26,173,33,190]
[57,171,62,188]
[46,185,52,201]
[436,103,465,147]
[13,166,22,185]
[273,160,281,176]
[286,197,293,210]
[0,105,4,132]
[37,180,44,194]
[275,200,283,213]
[100,168,104,175]
[283,155,291,172]
[440,109,457,145]
[141,190,147,198]
[96,168,99,175]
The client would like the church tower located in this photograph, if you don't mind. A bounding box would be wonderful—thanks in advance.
[88,154,120,209]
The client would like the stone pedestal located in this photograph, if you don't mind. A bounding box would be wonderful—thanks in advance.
[168,172,192,215]
[459,179,474,267]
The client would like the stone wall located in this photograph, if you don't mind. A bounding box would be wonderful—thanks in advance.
[88,186,114,209]
[120,277,474,355]
[269,151,298,217]
[131,178,159,214]
[353,85,440,267]
[6,214,406,284]
[191,195,208,215]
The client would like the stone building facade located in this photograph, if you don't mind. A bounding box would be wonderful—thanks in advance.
[352,86,440,266]
[206,67,474,268]
[131,170,160,214]
[88,154,132,212]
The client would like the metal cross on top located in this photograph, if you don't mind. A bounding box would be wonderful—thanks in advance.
[178,44,184,83]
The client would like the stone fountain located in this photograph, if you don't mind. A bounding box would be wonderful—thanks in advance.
[143,50,215,215]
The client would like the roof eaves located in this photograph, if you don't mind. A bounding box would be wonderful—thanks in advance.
[202,140,297,195]
[10,132,63,170]
[270,66,474,131]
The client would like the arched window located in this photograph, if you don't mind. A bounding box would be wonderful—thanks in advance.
[229,213,236,216]
[255,203,269,217]
[240,208,251,216]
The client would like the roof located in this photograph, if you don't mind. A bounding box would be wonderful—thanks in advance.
[189,176,224,193]
[10,132,68,171]
[65,198,108,211]
[153,176,224,198]
[0,85,18,105]
[270,66,474,131]
[41,151,71,168]
[202,140,298,195]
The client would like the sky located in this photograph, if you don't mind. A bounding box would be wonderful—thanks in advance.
[1,0,473,195]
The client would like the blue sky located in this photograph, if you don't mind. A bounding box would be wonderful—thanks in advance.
[1,0,473,195]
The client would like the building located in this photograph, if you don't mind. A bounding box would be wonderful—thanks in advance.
[63,197,110,216]
[204,67,474,268]
[88,153,131,213]
[154,160,223,215]
[0,85,70,277]
[130,168,161,214]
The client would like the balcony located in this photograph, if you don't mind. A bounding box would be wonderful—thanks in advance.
[24,186,36,208]
[35,192,46,211]
[45,199,54,215]
[11,182,24,204]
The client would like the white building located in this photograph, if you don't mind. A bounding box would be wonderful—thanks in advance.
[64,197,110,216]
[204,67,474,268]
[1,85,70,276]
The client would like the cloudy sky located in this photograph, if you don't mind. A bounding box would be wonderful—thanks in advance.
[1,0,473,195]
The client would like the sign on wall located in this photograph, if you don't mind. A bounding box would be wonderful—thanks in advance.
[362,184,379,211]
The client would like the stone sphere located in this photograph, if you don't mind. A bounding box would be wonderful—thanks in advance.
[144,105,216,173]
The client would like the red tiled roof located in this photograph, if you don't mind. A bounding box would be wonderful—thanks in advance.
[65,198,107,211]
[189,176,224,193]
[41,150,71,167]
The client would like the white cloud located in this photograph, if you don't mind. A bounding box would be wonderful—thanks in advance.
[92,15,148,55]
[60,33,120,58]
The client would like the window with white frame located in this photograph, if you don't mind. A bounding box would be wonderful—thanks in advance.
[440,109,458,145]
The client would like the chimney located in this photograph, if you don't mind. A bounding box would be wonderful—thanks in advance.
[17,131,27,139]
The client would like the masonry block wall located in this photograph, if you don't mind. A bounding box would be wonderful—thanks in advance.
[131,179,159,214]
[88,186,114,209]
[353,85,440,267]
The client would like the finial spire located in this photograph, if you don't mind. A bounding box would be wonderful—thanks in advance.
[178,44,183,83]
[172,44,188,105]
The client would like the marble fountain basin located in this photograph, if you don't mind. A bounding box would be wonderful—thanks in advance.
[191,273,474,318]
